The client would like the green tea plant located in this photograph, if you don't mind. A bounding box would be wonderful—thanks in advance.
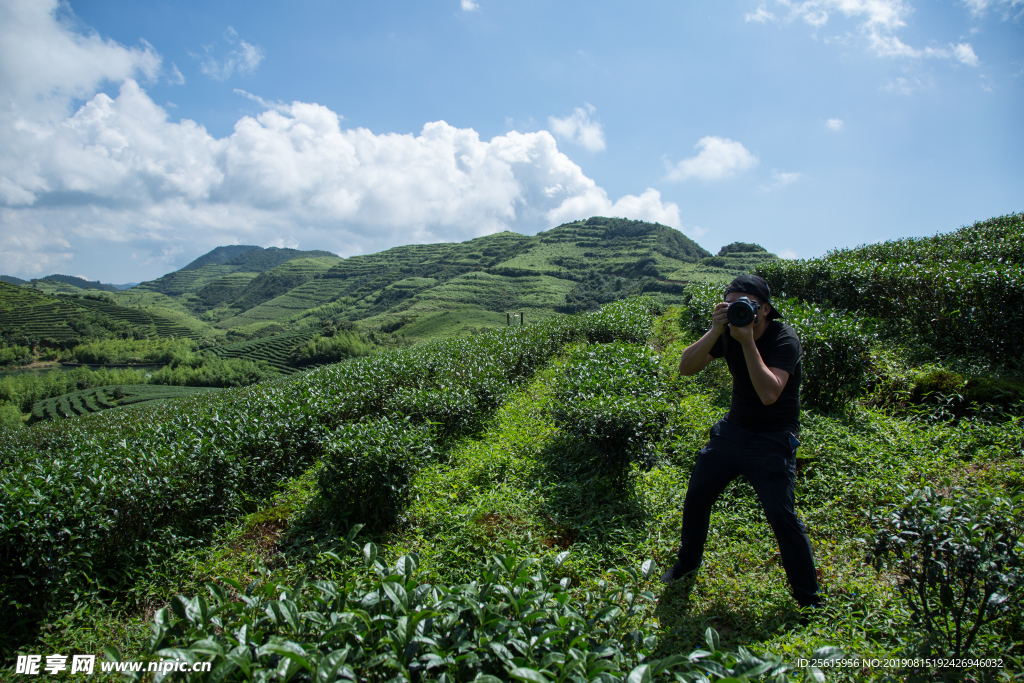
[0,298,661,655]
[316,419,436,531]
[868,486,1024,659]
[782,301,874,412]
[909,369,1024,420]
[552,343,674,474]
[677,283,719,339]
[755,213,1024,362]
[129,536,813,682]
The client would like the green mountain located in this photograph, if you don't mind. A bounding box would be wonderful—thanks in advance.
[33,274,120,292]
[181,245,261,270]
[2,217,779,360]
[178,217,769,339]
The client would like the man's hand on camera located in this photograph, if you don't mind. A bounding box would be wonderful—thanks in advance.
[711,302,730,336]
[729,316,756,344]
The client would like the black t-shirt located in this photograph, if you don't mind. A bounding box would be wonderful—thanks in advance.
[709,321,802,434]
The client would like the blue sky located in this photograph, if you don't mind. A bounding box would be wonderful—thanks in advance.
[0,0,1021,282]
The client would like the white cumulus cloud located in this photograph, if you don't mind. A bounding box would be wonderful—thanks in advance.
[548,104,606,152]
[0,3,682,278]
[826,118,844,130]
[461,0,480,10]
[665,136,759,182]
[0,0,160,123]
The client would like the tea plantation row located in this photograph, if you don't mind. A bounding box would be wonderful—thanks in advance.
[206,330,319,374]
[754,213,1024,361]
[0,299,658,655]
[30,385,222,421]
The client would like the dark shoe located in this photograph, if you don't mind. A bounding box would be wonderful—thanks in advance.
[796,600,824,626]
[660,561,696,584]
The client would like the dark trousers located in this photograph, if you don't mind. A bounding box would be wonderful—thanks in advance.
[676,419,820,607]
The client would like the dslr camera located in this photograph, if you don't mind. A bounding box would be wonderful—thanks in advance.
[727,296,761,327]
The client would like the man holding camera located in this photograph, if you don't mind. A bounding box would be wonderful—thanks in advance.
[661,274,821,610]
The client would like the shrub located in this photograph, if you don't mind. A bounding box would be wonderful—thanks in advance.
[0,298,660,652]
[910,369,1024,417]
[0,402,25,429]
[868,486,1024,659]
[553,343,674,473]
[0,344,31,367]
[149,356,278,388]
[316,419,436,531]
[70,338,196,365]
[385,386,483,441]
[0,366,148,413]
[754,213,1024,361]
[782,300,875,412]
[134,546,811,682]
[292,330,374,365]
[678,283,721,339]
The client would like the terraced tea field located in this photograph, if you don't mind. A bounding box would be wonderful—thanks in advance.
[0,283,123,343]
[206,329,318,373]
[73,297,205,340]
[31,384,222,421]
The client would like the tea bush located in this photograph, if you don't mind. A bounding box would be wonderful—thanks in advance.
[131,542,818,682]
[0,365,149,413]
[316,419,436,531]
[0,298,661,654]
[910,369,1024,418]
[755,213,1024,361]
[783,301,874,412]
[678,283,719,339]
[552,343,674,473]
[868,486,1024,658]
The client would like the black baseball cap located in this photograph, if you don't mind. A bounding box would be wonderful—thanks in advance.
[724,274,783,320]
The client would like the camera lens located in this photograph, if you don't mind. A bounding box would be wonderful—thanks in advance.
[727,299,758,327]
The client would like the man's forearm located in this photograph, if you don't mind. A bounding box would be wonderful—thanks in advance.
[738,337,785,404]
[679,327,722,376]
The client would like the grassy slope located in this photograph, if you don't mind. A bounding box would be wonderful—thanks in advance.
[27,306,1023,681]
